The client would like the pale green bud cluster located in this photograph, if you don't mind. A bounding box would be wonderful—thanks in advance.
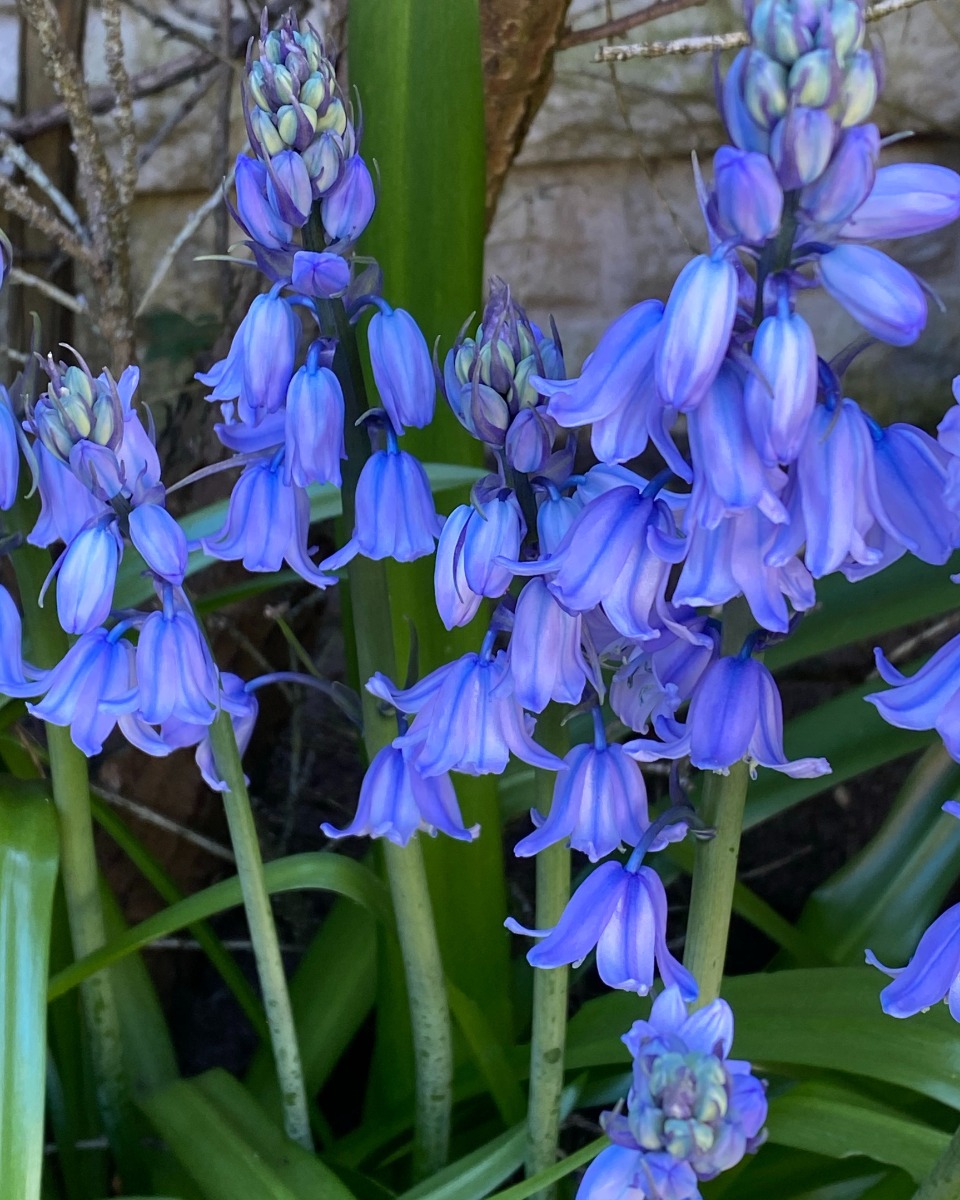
[33,356,120,462]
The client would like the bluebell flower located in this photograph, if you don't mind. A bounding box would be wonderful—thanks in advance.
[54,519,123,635]
[610,617,719,735]
[509,577,590,713]
[713,146,783,243]
[507,859,697,998]
[29,443,108,548]
[0,586,48,697]
[322,740,478,845]
[290,250,350,298]
[265,148,313,226]
[819,245,927,346]
[368,304,436,432]
[510,483,686,641]
[743,296,818,465]
[321,439,442,569]
[161,673,259,791]
[29,626,138,756]
[504,408,555,475]
[368,636,566,777]
[655,254,739,412]
[114,365,163,501]
[839,48,880,127]
[136,589,219,727]
[515,708,649,861]
[128,503,187,585]
[283,347,345,488]
[0,387,19,510]
[868,902,960,1020]
[687,362,788,528]
[69,441,125,502]
[536,487,582,556]
[769,106,835,190]
[577,987,767,1200]
[799,124,879,225]
[434,506,483,630]
[234,155,294,249]
[938,379,960,515]
[870,420,959,565]
[742,51,788,130]
[321,155,375,243]
[840,162,960,240]
[203,455,336,587]
[721,51,772,155]
[865,636,960,761]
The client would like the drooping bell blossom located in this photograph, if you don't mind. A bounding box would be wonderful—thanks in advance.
[743,294,818,465]
[515,707,649,861]
[434,506,483,630]
[840,162,960,240]
[322,737,478,846]
[869,420,960,565]
[115,366,163,502]
[536,486,581,557]
[865,637,960,761]
[629,651,831,779]
[509,577,590,713]
[320,437,442,570]
[687,362,788,527]
[504,408,555,475]
[769,106,835,190]
[29,443,108,548]
[368,304,436,432]
[136,589,219,727]
[868,903,960,1021]
[290,250,350,298]
[577,988,767,1200]
[265,148,313,226]
[203,455,337,587]
[160,672,259,791]
[938,378,960,515]
[282,346,345,488]
[54,519,123,635]
[713,146,783,243]
[128,503,188,586]
[799,124,879,225]
[655,253,739,412]
[234,154,294,250]
[819,244,927,346]
[28,626,139,756]
[434,492,524,629]
[321,154,375,243]
[610,616,719,735]
[676,507,815,634]
[368,633,565,778]
[0,387,19,510]
[69,441,125,502]
[0,586,48,697]
[507,858,697,999]
[507,482,687,642]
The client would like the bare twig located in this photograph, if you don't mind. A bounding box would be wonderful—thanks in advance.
[0,131,86,233]
[135,159,238,316]
[136,70,219,167]
[560,0,707,49]
[8,265,87,312]
[101,0,139,206]
[120,0,233,65]
[596,0,937,59]
[93,783,236,863]
[0,173,95,263]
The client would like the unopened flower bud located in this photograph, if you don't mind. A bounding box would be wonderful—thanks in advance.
[470,384,511,446]
[252,108,284,156]
[840,162,960,240]
[839,48,879,126]
[302,131,343,197]
[820,243,927,346]
[722,51,771,153]
[788,47,836,106]
[477,339,516,394]
[751,0,814,63]
[743,51,789,128]
[505,408,553,474]
[321,155,375,242]
[316,97,347,135]
[817,0,864,59]
[799,123,878,223]
[714,145,783,242]
[272,63,296,104]
[770,105,835,189]
[369,306,436,432]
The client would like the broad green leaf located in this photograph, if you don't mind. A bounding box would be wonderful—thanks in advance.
[486,1136,609,1200]
[447,982,525,1126]
[49,852,391,1000]
[140,1070,355,1200]
[703,1146,889,1200]
[765,555,960,672]
[766,1081,949,1181]
[798,745,960,965]
[0,781,59,1200]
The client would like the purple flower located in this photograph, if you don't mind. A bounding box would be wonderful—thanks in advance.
[369,638,565,777]
[840,162,960,241]
[128,503,187,585]
[655,254,739,412]
[203,456,336,587]
[368,305,436,432]
[290,250,350,298]
[321,155,375,243]
[515,709,649,861]
[870,421,959,565]
[509,577,590,713]
[577,988,767,1200]
[507,859,697,998]
[0,387,19,510]
[0,586,48,697]
[29,627,138,756]
[536,488,581,556]
[819,245,927,347]
[234,155,294,249]
[322,741,478,846]
[769,106,835,190]
[433,505,483,630]
[610,617,719,735]
[800,124,879,225]
[136,591,219,727]
[743,298,818,465]
[721,51,772,155]
[713,146,783,243]
[868,902,960,1020]
[161,673,259,791]
[283,348,345,488]
[504,408,554,475]
[265,148,313,226]
[29,443,108,549]
[865,636,960,760]
[54,519,123,635]
[321,442,442,569]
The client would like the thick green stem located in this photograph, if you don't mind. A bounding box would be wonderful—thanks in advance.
[682,600,754,1007]
[207,713,313,1150]
[912,1125,960,1200]
[322,293,453,1177]
[525,709,569,1197]
[10,538,131,1163]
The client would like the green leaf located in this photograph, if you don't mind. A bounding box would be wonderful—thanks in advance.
[0,781,59,1200]
[140,1070,355,1200]
[765,554,960,672]
[48,852,391,1000]
[798,745,960,965]
[397,1125,525,1200]
[486,1137,609,1200]
[767,1081,949,1182]
[447,982,525,1126]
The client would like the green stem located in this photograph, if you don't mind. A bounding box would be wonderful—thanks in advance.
[912,1125,960,1200]
[207,712,313,1150]
[322,293,453,1178]
[525,709,569,1197]
[10,538,132,1164]
[682,599,754,1007]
